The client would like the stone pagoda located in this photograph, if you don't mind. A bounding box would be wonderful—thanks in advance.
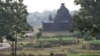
[42,3,72,31]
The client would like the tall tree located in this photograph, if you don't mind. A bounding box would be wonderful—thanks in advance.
[0,0,32,37]
[0,0,32,56]
[74,0,100,37]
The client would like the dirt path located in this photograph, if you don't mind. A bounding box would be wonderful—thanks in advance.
[0,38,11,49]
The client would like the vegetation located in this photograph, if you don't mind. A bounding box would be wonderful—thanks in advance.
[74,0,100,38]
[1,0,100,56]
[0,0,32,37]
[1,33,100,56]
[36,28,42,40]
[87,40,100,45]
[0,0,32,56]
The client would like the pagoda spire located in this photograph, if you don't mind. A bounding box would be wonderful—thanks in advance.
[48,15,53,21]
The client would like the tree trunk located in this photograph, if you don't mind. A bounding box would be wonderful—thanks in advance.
[12,41,14,56]
[14,33,17,56]
[0,37,3,43]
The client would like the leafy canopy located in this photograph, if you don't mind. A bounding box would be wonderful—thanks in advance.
[0,0,32,38]
[74,0,100,37]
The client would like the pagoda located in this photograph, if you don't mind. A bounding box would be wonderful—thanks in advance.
[42,3,72,31]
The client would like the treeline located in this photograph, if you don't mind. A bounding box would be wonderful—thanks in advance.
[27,10,78,27]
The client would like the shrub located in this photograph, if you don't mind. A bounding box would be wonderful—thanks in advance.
[85,40,100,50]
[50,52,54,56]
[88,40,100,45]
[96,36,100,40]
[33,42,60,48]
[29,54,34,56]
[81,53,100,56]
[84,37,93,41]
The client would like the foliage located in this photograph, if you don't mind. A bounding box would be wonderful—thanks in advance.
[84,37,93,41]
[40,37,75,41]
[36,32,42,40]
[87,40,100,45]
[95,35,100,40]
[0,0,32,38]
[21,37,77,48]
[6,35,15,41]
[81,54,100,56]
[69,28,74,32]
[36,28,42,40]
[74,0,100,37]
[0,0,32,56]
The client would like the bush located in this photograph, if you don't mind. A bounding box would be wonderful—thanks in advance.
[50,52,54,56]
[29,54,34,56]
[61,40,77,45]
[84,37,93,41]
[69,28,74,32]
[33,41,60,48]
[96,36,100,40]
[88,40,100,45]
[81,53,100,56]
[23,43,34,48]
[84,40,100,50]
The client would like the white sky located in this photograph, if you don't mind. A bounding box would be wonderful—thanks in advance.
[23,0,80,13]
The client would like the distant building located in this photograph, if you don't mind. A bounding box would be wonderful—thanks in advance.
[42,3,72,31]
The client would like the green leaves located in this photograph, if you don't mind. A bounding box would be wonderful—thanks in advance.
[0,0,32,39]
[5,35,15,41]
[36,32,42,40]
[74,0,100,37]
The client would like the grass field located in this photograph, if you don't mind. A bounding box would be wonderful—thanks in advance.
[0,32,100,56]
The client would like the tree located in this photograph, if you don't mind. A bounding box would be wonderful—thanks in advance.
[6,35,15,56]
[36,32,42,40]
[0,0,32,56]
[74,0,100,38]
[36,28,42,40]
[0,0,32,36]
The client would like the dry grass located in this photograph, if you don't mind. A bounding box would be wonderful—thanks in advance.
[1,43,100,55]
[0,34,100,56]
[42,31,74,36]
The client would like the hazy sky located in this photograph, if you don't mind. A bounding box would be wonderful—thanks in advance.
[23,0,80,13]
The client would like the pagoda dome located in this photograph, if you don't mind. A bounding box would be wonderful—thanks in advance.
[54,3,71,22]
[57,3,69,16]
